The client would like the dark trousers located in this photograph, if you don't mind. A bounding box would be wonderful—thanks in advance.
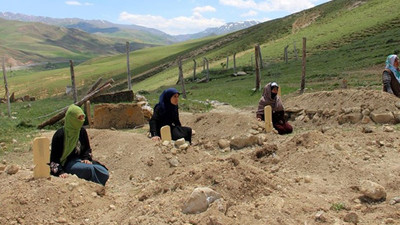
[171,126,192,143]
[274,122,293,135]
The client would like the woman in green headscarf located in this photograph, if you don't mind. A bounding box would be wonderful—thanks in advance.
[50,104,109,185]
[382,54,400,97]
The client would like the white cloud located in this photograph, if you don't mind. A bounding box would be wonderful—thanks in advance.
[193,5,216,13]
[65,1,81,5]
[65,1,93,6]
[219,0,317,13]
[241,10,258,17]
[119,11,225,35]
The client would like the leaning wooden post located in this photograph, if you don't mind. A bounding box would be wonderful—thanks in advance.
[84,101,92,127]
[226,56,229,69]
[264,106,273,133]
[203,58,206,71]
[300,37,306,94]
[33,137,50,178]
[178,59,187,99]
[2,57,11,117]
[204,57,210,82]
[293,41,298,61]
[255,45,261,91]
[193,59,196,80]
[126,41,132,90]
[258,45,264,69]
[233,53,237,74]
[69,60,78,103]
[284,45,289,64]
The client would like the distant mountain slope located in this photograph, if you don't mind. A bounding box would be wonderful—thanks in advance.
[0,12,175,45]
[174,21,260,42]
[0,12,260,43]
[0,18,141,66]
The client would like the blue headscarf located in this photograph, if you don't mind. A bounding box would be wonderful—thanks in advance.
[386,54,400,82]
[156,88,180,119]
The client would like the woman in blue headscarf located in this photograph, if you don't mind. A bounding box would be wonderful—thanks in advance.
[149,88,192,143]
[382,54,400,97]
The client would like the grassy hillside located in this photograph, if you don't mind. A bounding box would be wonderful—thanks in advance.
[0,18,131,66]
[1,0,400,105]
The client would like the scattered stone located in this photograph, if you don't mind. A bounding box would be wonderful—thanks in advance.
[362,109,371,116]
[383,126,394,132]
[360,180,386,201]
[162,141,170,146]
[57,217,68,223]
[5,164,19,175]
[175,138,186,147]
[179,143,189,150]
[169,158,179,167]
[343,212,359,224]
[109,204,116,210]
[370,112,394,124]
[182,187,221,214]
[334,143,343,151]
[362,126,373,133]
[321,126,331,133]
[230,135,259,150]
[315,210,327,222]
[395,102,400,109]
[389,196,400,205]
[218,139,230,149]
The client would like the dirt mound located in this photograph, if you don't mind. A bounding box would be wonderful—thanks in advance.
[2,88,400,224]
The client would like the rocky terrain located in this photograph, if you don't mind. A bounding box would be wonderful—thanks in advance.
[2,88,400,225]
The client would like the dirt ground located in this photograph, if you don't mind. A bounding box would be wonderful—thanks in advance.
[2,88,400,225]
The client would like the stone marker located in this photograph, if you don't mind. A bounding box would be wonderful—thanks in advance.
[160,125,172,141]
[264,105,273,132]
[33,137,50,178]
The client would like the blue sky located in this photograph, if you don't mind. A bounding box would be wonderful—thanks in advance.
[0,0,330,35]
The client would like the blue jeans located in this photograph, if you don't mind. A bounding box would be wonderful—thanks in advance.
[64,157,109,185]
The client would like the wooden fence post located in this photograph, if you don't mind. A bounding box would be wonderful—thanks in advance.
[258,45,264,69]
[233,53,237,74]
[126,41,132,90]
[293,41,298,60]
[178,59,187,98]
[2,57,11,117]
[300,37,307,94]
[193,59,197,80]
[255,45,260,91]
[203,57,210,82]
[226,56,229,69]
[69,60,78,103]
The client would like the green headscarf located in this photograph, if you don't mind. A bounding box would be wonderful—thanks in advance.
[60,104,85,166]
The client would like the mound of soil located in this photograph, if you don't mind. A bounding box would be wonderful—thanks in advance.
[1,89,400,225]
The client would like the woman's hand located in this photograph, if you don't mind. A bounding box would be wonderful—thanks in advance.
[59,173,68,178]
[256,118,262,121]
[151,136,161,141]
[81,159,92,164]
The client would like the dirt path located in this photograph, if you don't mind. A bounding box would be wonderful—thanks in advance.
[1,89,400,224]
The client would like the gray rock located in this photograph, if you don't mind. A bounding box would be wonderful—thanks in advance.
[370,112,394,124]
[343,212,359,224]
[360,180,386,200]
[218,139,230,149]
[175,138,186,147]
[169,158,179,167]
[182,187,221,214]
[5,164,19,175]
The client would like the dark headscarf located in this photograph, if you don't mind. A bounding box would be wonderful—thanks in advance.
[156,88,180,121]
[256,82,284,117]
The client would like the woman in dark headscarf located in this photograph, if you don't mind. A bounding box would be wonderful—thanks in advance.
[149,88,192,143]
[50,104,109,186]
[382,54,400,97]
[256,82,293,135]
